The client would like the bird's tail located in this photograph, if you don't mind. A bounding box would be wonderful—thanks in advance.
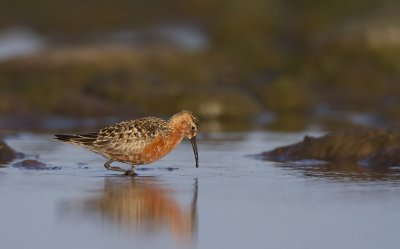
[54,133,98,147]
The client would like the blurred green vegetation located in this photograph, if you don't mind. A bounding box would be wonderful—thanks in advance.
[1,0,400,131]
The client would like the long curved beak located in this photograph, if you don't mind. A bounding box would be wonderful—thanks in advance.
[190,136,199,168]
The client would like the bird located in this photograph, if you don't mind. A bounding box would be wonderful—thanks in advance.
[55,110,199,175]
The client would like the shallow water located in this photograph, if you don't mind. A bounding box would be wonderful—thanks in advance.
[1,132,400,249]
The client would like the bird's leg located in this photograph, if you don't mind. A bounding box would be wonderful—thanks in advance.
[124,165,137,176]
[104,160,128,173]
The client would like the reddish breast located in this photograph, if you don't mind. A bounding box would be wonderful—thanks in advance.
[139,133,183,164]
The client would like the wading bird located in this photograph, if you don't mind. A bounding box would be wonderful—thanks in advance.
[55,111,199,175]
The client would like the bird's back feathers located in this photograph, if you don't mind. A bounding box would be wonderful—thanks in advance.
[55,117,171,156]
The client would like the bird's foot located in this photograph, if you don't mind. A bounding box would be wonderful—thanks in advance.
[124,170,137,176]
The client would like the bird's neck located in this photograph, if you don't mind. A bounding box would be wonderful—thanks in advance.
[168,120,187,138]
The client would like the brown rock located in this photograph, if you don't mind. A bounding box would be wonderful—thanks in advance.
[362,148,400,167]
[0,140,16,164]
[262,128,400,166]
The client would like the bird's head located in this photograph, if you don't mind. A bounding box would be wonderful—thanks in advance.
[170,110,199,168]
[170,110,199,138]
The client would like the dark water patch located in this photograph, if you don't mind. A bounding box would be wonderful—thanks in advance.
[166,167,179,171]
[12,159,61,170]
[77,162,89,169]
[135,167,155,171]
[134,167,179,172]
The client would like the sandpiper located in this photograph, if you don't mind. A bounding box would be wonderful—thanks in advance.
[55,110,199,175]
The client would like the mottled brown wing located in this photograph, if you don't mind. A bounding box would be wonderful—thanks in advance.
[92,117,170,155]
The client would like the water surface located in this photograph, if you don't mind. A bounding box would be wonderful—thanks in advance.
[1,132,400,249]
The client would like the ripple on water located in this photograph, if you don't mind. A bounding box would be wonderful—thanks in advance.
[274,161,400,184]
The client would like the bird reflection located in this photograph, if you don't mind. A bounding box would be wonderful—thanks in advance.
[62,177,198,244]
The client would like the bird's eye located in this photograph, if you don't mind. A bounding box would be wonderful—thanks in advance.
[191,125,196,130]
